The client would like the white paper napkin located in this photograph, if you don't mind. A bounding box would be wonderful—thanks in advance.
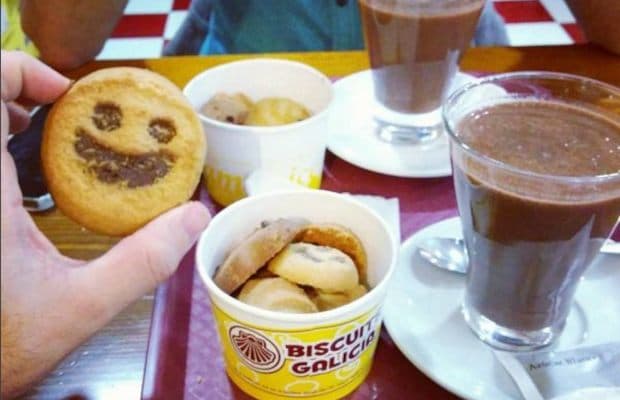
[495,342,620,400]
[344,194,400,242]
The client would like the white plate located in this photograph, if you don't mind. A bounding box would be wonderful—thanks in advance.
[383,217,620,400]
[327,70,477,178]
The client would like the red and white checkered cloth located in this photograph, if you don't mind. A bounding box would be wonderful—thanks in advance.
[98,0,586,61]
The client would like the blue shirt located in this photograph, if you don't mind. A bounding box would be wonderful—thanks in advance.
[199,0,364,54]
[163,0,506,56]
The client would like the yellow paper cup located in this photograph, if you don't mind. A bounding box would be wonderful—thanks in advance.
[196,190,398,399]
[184,59,333,206]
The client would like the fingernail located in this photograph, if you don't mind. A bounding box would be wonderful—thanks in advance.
[182,201,210,238]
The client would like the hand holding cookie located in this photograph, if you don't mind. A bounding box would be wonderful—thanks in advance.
[0,52,210,398]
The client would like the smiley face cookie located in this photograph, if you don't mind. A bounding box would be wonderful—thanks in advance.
[42,67,206,236]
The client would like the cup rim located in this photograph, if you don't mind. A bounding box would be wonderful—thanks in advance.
[183,58,334,134]
[195,190,399,325]
[442,71,620,184]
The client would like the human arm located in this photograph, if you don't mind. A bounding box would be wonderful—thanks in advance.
[565,0,620,55]
[19,0,129,70]
[0,51,210,398]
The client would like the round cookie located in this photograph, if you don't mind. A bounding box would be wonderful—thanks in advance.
[295,223,368,282]
[42,67,206,236]
[309,284,368,312]
[238,277,318,313]
[213,218,310,294]
[267,242,359,293]
[201,92,253,124]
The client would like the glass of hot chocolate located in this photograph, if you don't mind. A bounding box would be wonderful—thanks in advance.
[358,0,484,144]
[443,72,620,351]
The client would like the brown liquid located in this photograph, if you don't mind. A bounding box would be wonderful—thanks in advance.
[454,100,620,331]
[359,0,483,113]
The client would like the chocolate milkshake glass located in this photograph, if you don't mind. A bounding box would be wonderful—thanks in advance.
[359,0,484,144]
[443,72,620,351]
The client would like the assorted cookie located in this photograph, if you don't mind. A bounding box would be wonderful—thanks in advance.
[214,218,369,313]
[201,92,253,125]
[213,218,310,294]
[42,67,206,236]
[238,277,319,314]
[296,223,369,283]
[267,243,359,293]
[201,92,311,126]
[308,284,368,312]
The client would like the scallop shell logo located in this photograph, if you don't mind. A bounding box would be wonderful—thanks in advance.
[229,326,284,373]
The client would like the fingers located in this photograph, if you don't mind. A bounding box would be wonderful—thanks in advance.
[0,50,70,103]
[0,103,23,205]
[5,102,31,134]
[73,201,210,321]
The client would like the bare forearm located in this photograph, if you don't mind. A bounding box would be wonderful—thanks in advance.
[20,0,129,70]
[565,0,620,55]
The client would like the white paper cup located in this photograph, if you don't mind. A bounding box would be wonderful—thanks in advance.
[196,190,398,399]
[184,59,333,206]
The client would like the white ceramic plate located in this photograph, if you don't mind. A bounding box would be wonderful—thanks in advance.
[383,217,620,400]
[327,70,477,178]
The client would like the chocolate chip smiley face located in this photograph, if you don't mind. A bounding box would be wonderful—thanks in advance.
[41,66,206,236]
[74,101,179,188]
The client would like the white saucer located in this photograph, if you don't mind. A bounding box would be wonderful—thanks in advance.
[383,217,620,400]
[327,70,477,178]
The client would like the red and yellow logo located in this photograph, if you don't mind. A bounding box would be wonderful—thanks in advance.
[229,325,284,373]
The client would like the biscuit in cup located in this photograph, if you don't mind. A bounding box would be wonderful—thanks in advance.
[184,59,333,206]
[196,190,398,399]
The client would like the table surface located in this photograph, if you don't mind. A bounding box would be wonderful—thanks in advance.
[21,45,620,400]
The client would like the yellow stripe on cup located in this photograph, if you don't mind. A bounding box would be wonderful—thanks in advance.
[289,168,322,190]
[211,301,382,399]
[204,166,246,207]
[204,165,323,206]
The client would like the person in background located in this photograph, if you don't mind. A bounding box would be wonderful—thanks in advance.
[165,0,509,56]
[1,0,128,70]
[6,0,620,67]
[0,0,38,57]
[564,0,620,55]
[0,51,211,399]
[3,0,508,70]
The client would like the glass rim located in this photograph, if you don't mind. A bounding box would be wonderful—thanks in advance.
[442,71,620,184]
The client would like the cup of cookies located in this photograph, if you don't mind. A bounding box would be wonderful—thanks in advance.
[183,59,333,206]
[196,190,398,399]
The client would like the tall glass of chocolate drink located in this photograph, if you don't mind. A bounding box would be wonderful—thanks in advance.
[359,0,484,144]
[443,72,620,351]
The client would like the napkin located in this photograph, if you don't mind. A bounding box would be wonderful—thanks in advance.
[495,342,620,400]
[344,194,401,243]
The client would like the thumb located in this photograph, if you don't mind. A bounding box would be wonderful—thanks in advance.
[73,201,210,319]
